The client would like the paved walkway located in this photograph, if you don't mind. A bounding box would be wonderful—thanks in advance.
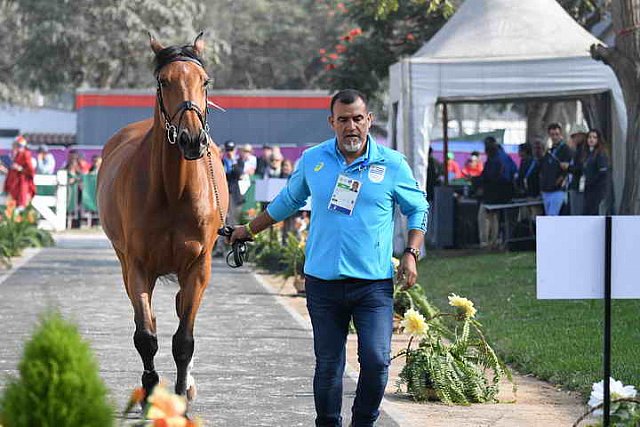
[0,234,399,426]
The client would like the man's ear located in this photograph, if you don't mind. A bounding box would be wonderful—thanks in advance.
[328,115,334,129]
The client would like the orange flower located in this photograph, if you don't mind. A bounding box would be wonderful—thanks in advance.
[26,210,37,224]
[14,214,22,223]
[4,199,16,219]
[146,384,188,427]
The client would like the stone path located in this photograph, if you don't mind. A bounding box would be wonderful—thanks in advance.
[0,234,399,426]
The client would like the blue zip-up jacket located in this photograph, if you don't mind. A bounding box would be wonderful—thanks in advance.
[267,136,429,281]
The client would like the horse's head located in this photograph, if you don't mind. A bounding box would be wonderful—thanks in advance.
[151,33,211,160]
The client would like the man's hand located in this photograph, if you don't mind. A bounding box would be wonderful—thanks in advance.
[396,253,418,290]
[226,225,252,245]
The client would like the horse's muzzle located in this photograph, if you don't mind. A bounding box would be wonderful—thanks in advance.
[178,128,208,160]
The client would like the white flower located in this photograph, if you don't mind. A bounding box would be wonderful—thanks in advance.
[400,308,428,337]
[391,257,400,272]
[588,377,637,415]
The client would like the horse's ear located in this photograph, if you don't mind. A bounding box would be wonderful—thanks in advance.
[193,31,205,56]
[148,32,164,55]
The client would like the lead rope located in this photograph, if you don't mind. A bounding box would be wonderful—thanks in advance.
[205,141,248,268]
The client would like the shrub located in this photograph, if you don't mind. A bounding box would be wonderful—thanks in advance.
[0,312,113,427]
[0,204,54,260]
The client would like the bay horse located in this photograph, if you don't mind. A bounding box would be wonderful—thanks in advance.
[97,33,229,400]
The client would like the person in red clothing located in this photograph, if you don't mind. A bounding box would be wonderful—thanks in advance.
[461,151,484,178]
[446,151,463,180]
[3,136,36,208]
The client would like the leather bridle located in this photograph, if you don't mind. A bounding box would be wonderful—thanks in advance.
[155,56,209,145]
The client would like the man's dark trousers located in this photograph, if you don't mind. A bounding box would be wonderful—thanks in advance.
[305,275,394,427]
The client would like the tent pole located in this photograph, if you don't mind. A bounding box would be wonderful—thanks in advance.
[443,102,449,185]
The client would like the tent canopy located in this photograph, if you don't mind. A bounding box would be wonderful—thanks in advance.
[388,0,626,209]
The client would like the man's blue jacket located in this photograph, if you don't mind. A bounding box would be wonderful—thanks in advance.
[267,137,429,281]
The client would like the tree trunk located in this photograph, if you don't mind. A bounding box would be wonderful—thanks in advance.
[591,0,640,214]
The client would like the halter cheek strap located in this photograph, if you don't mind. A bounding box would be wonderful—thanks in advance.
[155,57,210,145]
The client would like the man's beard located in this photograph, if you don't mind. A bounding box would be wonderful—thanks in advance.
[342,137,363,153]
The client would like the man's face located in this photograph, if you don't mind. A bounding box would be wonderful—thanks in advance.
[548,128,563,145]
[329,97,372,154]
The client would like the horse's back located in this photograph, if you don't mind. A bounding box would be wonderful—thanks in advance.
[98,119,152,246]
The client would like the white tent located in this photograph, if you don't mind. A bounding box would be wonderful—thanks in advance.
[388,0,627,208]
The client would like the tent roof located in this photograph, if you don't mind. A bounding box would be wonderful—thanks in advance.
[413,0,603,62]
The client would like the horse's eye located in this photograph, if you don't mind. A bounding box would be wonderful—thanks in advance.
[203,79,211,88]
[158,79,168,88]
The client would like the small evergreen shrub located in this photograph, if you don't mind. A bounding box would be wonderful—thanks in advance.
[0,311,113,427]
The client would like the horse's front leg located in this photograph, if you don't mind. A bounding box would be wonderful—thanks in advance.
[127,261,159,399]
[174,253,211,400]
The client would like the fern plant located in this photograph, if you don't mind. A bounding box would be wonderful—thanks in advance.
[0,311,113,427]
[395,296,514,405]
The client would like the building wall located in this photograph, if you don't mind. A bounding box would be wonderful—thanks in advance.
[76,91,334,147]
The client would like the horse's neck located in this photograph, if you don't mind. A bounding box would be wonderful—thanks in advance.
[148,120,207,205]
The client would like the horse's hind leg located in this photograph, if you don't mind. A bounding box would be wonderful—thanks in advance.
[126,261,160,398]
[173,256,210,400]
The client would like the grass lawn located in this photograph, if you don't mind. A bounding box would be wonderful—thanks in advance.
[417,250,640,397]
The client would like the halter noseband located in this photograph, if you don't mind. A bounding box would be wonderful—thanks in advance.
[155,56,210,145]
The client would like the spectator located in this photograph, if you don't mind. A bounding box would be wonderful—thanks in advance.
[3,136,36,208]
[461,151,483,178]
[426,147,443,203]
[516,143,540,197]
[89,155,102,173]
[35,145,56,175]
[477,136,517,248]
[255,144,273,178]
[280,159,294,178]
[567,130,587,214]
[238,144,256,196]
[65,149,91,174]
[266,152,284,178]
[539,123,574,215]
[222,140,245,224]
[579,129,609,215]
[446,151,463,181]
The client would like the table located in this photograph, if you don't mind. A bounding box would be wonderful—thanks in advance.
[483,198,543,249]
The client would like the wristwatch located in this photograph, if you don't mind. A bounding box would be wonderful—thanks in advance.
[403,247,420,261]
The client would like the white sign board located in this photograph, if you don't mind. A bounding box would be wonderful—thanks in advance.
[254,178,311,211]
[537,216,640,299]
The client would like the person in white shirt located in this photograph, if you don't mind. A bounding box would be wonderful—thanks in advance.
[35,145,56,175]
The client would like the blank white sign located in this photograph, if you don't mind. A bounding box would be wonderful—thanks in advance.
[536,216,640,299]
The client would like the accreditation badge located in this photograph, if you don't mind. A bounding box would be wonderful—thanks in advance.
[328,174,362,216]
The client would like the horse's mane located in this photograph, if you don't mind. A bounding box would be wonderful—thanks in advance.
[154,44,205,76]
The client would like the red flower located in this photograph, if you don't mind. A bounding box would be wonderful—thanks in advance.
[406,33,416,41]
[336,44,347,53]
[325,64,336,71]
[350,28,362,37]
[319,48,326,55]
[320,57,328,63]
[328,53,338,60]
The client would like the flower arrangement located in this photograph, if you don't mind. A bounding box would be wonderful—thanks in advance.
[573,378,640,426]
[394,293,514,405]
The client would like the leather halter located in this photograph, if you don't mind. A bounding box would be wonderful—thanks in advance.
[155,56,209,144]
